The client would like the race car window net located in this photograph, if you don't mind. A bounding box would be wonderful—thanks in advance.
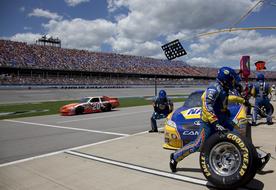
[161,39,187,60]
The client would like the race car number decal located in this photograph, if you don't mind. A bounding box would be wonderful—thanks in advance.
[181,107,201,119]
[92,103,101,110]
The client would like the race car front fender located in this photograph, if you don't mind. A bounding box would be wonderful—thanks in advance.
[163,125,182,150]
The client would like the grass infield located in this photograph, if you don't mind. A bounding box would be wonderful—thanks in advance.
[0,96,186,120]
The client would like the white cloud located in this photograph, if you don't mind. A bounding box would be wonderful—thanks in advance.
[109,36,163,58]
[190,43,210,54]
[107,0,128,12]
[110,0,255,41]
[114,14,127,22]
[109,36,133,52]
[65,0,90,7]
[187,57,212,66]
[125,41,163,58]
[107,0,259,61]
[29,8,62,20]
[165,30,192,42]
[9,33,42,44]
[182,30,276,70]
[213,31,276,63]
[43,18,116,51]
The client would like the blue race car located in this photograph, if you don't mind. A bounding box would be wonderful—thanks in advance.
[163,90,248,149]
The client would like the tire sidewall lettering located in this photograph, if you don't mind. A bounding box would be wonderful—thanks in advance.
[226,133,249,177]
[200,155,211,177]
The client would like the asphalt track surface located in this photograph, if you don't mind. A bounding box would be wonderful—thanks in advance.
[0,105,156,164]
[0,90,276,190]
[0,86,205,104]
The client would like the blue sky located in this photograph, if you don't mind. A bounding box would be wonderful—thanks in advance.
[1,0,276,70]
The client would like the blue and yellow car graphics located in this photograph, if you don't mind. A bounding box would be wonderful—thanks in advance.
[163,90,247,150]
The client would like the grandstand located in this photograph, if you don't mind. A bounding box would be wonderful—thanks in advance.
[0,39,276,87]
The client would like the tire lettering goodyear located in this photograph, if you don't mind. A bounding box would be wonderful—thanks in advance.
[227,133,249,176]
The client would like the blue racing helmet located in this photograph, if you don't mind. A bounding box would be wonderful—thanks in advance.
[159,90,167,99]
[217,67,238,90]
[256,73,265,82]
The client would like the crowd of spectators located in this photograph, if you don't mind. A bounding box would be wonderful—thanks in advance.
[0,73,211,86]
[0,39,218,77]
[1,39,276,86]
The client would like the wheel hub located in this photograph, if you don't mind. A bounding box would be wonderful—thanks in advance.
[209,142,242,176]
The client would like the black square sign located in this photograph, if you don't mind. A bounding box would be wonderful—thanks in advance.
[161,39,187,60]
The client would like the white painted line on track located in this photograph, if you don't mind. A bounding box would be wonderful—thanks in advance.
[0,129,149,168]
[4,119,129,137]
[65,150,249,190]
[65,150,210,187]
[0,135,127,168]
[57,110,152,124]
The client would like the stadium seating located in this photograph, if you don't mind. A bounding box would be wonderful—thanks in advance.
[0,39,276,86]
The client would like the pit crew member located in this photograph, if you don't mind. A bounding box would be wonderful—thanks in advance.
[170,67,256,172]
[251,73,273,126]
[149,90,173,133]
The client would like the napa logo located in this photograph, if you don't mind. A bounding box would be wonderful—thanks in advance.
[181,107,201,119]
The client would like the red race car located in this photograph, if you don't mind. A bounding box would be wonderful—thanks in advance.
[60,96,120,116]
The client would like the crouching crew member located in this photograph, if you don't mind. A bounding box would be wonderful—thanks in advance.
[149,90,173,133]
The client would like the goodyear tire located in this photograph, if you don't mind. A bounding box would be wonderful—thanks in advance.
[259,103,274,118]
[75,106,84,115]
[199,132,258,189]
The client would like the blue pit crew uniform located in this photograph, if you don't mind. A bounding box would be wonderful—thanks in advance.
[150,93,173,132]
[251,79,272,125]
[172,81,240,162]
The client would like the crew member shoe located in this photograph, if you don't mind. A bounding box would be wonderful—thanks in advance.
[148,129,158,133]
[258,153,271,172]
[251,122,257,126]
[170,153,177,173]
[267,121,274,125]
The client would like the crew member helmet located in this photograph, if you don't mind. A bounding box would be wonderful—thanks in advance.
[217,67,239,90]
[159,90,167,99]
